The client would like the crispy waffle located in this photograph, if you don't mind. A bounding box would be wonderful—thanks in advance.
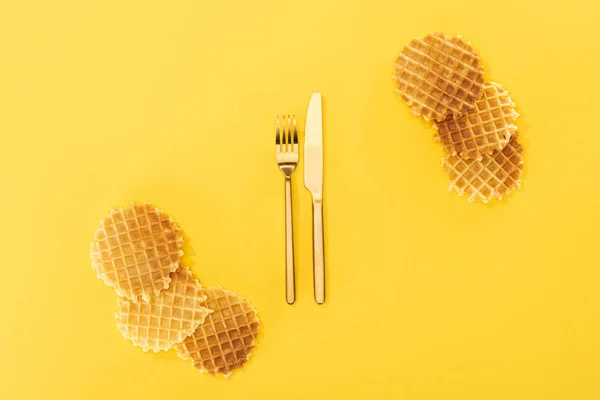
[435,82,518,160]
[443,135,524,203]
[175,286,260,377]
[116,266,212,352]
[90,202,184,302]
[393,32,485,122]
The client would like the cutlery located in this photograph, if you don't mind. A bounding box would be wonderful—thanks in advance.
[304,93,325,304]
[275,115,298,304]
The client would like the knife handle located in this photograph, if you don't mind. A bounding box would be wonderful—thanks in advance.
[312,199,325,304]
[285,178,295,304]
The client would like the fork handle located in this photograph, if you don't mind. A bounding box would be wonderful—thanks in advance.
[285,178,296,304]
[312,199,325,304]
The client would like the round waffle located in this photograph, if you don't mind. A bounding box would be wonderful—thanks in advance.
[90,202,184,302]
[175,286,260,377]
[435,82,519,160]
[393,32,485,122]
[443,135,524,203]
[116,266,212,352]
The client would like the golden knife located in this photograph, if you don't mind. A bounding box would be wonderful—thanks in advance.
[304,92,325,304]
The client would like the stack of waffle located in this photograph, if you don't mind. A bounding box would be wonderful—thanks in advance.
[91,202,260,377]
[393,32,524,203]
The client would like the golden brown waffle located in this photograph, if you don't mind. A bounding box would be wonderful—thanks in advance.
[175,286,260,377]
[443,135,524,203]
[90,202,184,302]
[116,266,212,352]
[393,32,485,122]
[434,82,518,160]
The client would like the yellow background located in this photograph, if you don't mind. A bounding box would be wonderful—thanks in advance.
[1,0,599,399]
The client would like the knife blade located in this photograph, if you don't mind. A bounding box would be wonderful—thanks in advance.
[304,92,325,304]
[304,92,323,197]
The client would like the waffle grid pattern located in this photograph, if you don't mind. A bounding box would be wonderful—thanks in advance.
[176,286,260,377]
[90,202,184,302]
[435,82,519,160]
[393,32,485,122]
[443,136,524,203]
[116,266,211,352]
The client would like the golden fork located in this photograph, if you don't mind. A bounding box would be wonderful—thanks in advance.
[276,115,298,304]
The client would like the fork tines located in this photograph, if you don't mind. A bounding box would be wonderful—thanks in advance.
[276,115,298,151]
